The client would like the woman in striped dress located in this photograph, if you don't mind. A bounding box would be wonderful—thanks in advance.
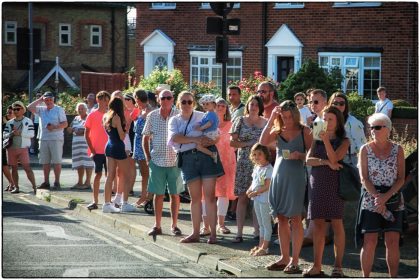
[68,102,94,190]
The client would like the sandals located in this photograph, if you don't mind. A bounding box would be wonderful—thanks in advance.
[180,235,200,243]
[232,236,243,243]
[217,225,231,234]
[252,247,269,256]
[266,261,287,271]
[331,267,344,278]
[302,266,325,278]
[10,187,20,194]
[283,264,302,274]
[249,246,259,255]
[207,237,217,244]
[199,227,211,236]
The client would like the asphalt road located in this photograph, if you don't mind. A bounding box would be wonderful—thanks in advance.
[2,193,231,278]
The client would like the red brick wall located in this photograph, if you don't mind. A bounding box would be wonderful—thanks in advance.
[136,2,418,105]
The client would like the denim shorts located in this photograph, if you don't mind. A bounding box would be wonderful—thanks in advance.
[180,146,225,184]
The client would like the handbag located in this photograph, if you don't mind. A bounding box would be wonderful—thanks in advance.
[176,112,193,168]
[375,185,401,211]
[338,160,362,201]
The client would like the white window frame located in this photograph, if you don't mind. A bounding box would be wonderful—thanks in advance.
[189,51,242,89]
[5,21,17,44]
[90,25,102,47]
[318,52,381,97]
[151,3,176,10]
[274,2,305,9]
[200,3,240,9]
[333,2,382,8]
[59,23,71,46]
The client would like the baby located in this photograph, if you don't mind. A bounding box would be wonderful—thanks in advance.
[195,94,219,163]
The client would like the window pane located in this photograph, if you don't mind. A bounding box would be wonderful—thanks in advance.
[363,69,380,100]
[61,25,69,31]
[61,35,68,44]
[320,57,328,67]
[212,67,222,88]
[345,68,359,93]
[92,27,99,33]
[92,36,99,45]
[200,58,208,65]
[364,57,380,67]
[192,57,198,65]
[7,32,14,42]
[331,57,341,67]
[200,68,209,83]
[345,57,358,67]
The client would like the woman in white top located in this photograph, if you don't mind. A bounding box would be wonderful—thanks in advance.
[328,92,367,166]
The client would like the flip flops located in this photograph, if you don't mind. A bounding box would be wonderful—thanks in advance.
[302,266,325,278]
[331,267,345,277]
[283,264,302,274]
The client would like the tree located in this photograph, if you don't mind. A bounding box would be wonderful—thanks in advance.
[278,59,343,100]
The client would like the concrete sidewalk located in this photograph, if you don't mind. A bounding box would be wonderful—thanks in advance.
[4,160,418,277]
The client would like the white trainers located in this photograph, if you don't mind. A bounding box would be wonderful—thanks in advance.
[102,203,121,213]
[111,194,122,206]
[121,203,137,213]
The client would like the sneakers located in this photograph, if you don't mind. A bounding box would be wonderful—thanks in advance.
[38,182,50,190]
[111,194,122,207]
[87,202,98,210]
[102,203,121,213]
[121,203,137,213]
[51,182,61,191]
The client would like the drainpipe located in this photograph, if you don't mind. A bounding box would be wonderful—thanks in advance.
[261,3,267,76]
[28,3,33,102]
[407,49,410,101]
[111,7,115,72]
[124,9,128,72]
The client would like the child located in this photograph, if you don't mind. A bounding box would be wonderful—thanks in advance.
[294,92,312,126]
[246,143,273,256]
[195,94,219,163]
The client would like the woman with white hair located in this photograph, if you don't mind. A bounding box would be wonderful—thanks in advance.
[357,113,405,277]
[67,102,94,190]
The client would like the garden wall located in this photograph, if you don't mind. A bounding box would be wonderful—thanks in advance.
[80,71,127,97]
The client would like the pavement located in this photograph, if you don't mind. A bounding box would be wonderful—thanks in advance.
[3,154,418,278]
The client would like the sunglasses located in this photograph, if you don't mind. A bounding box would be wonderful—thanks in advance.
[13,107,22,111]
[309,100,319,105]
[181,100,193,105]
[333,101,346,106]
[257,90,269,94]
[160,96,173,101]
[370,125,387,130]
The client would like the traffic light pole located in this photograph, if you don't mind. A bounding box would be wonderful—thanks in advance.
[222,14,227,100]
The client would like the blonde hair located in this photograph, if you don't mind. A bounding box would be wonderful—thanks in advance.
[249,143,271,164]
[176,91,196,109]
[272,100,302,134]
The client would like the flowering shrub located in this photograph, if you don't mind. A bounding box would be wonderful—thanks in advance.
[2,92,29,115]
[137,67,188,97]
[229,71,281,102]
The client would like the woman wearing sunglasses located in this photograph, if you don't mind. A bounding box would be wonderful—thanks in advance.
[168,91,224,244]
[328,92,367,166]
[357,113,405,277]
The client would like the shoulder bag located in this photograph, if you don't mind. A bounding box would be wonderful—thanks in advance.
[3,122,22,149]
[176,112,193,168]
[338,147,362,201]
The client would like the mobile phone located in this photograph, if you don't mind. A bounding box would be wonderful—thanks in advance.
[282,149,290,159]
[312,120,324,141]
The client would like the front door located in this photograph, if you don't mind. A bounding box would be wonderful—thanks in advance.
[277,56,294,82]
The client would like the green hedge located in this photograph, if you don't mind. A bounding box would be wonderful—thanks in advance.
[392,107,418,119]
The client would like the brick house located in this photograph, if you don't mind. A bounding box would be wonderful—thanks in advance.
[2,2,131,93]
[135,2,418,104]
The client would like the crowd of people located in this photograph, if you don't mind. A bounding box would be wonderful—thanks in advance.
[3,84,409,277]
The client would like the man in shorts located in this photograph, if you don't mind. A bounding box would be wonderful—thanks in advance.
[4,101,37,193]
[84,91,110,210]
[27,91,68,190]
[143,89,183,236]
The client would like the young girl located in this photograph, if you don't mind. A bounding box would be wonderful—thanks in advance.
[294,92,312,126]
[246,143,273,256]
[195,94,219,163]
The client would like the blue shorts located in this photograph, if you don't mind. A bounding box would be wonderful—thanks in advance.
[92,154,107,174]
[180,146,225,184]
[147,160,183,195]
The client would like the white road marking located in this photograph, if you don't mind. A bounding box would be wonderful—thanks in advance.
[10,222,90,241]
[62,268,89,277]
[27,244,112,247]
[181,268,209,277]
[18,196,40,205]
[132,245,169,261]
[83,223,132,245]
[163,267,188,277]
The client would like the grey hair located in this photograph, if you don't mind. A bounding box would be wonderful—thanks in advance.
[368,113,392,130]
[76,102,88,110]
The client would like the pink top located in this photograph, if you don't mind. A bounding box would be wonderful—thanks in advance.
[84,110,107,155]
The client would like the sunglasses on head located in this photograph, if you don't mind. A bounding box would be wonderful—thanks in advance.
[13,107,22,111]
[257,90,269,94]
[280,102,296,110]
[309,100,319,105]
[181,100,193,105]
[160,96,173,101]
[333,101,346,106]
[370,125,387,130]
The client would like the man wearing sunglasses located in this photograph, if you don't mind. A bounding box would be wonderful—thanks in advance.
[28,91,68,191]
[307,89,328,127]
[256,81,279,119]
[142,89,183,237]
[3,101,37,194]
